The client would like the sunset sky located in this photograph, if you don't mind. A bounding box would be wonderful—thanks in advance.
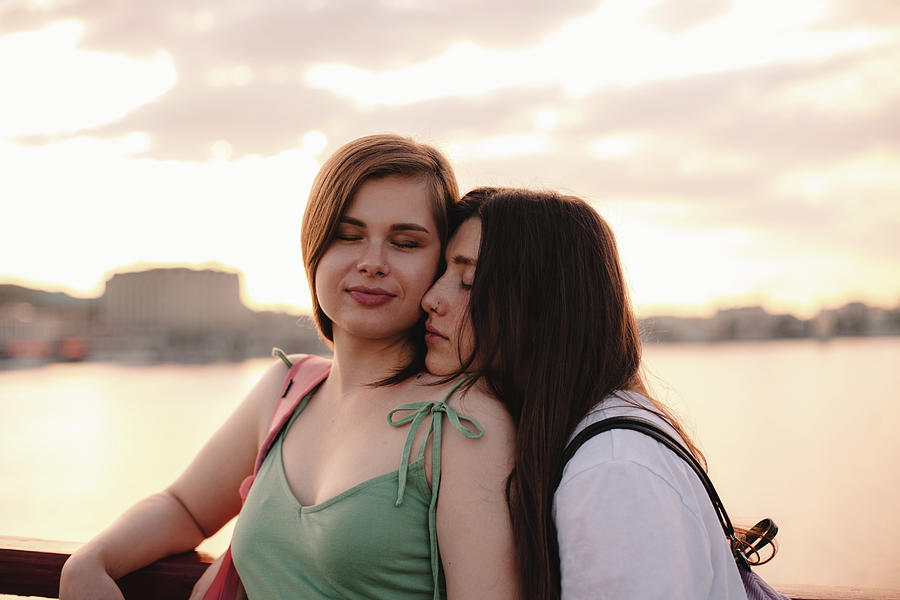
[1,0,898,318]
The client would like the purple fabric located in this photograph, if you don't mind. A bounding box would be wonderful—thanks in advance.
[739,563,791,600]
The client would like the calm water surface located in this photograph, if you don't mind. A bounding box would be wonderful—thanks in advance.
[1,338,898,589]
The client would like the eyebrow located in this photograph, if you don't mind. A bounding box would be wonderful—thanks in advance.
[340,216,430,233]
[450,255,477,266]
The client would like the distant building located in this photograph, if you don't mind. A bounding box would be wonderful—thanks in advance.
[92,267,328,361]
[5,270,896,361]
[711,306,772,340]
[640,305,809,343]
[811,301,900,338]
[0,302,57,358]
[0,286,93,360]
[640,315,712,343]
[101,268,251,334]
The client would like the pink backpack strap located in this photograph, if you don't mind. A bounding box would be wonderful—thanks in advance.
[204,354,332,600]
[203,547,241,599]
[238,354,332,500]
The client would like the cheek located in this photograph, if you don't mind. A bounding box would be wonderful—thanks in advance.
[313,274,335,320]
[445,291,472,348]
[456,314,474,354]
[405,250,441,296]
[313,249,343,305]
[313,272,328,304]
[314,245,338,278]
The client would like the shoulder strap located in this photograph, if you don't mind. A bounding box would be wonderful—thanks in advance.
[211,353,332,600]
[238,354,332,501]
[254,354,332,474]
[561,416,740,552]
[386,377,484,600]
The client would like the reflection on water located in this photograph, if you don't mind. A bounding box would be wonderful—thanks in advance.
[0,360,269,557]
[642,338,900,589]
[1,338,898,588]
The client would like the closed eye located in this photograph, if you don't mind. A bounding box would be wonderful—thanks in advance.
[334,233,362,242]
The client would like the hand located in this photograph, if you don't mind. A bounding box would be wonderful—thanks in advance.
[58,551,125,600]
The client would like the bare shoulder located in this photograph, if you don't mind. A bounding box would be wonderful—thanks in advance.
[452,381,515,435]
[243,355,297,444]
[442,380,515,464]
[435,379,520,599]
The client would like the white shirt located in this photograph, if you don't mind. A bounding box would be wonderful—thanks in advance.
[553,391,747,599]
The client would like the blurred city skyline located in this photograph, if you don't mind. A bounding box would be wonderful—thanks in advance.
[4,265,896,371]
[3,259,897,320]
[2,0,898,319]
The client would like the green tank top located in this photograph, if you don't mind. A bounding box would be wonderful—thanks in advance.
[230,379,482,599]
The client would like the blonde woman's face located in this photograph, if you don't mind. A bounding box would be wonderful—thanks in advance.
[315,175,441,344]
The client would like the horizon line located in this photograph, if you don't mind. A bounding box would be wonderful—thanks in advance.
[2,270,897,322]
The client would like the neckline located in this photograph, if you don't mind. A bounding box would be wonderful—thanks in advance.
[270,375,472,513]
[274,388,431,512]
[276,433,426,512]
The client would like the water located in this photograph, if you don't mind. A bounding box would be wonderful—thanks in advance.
[1,338,898,589]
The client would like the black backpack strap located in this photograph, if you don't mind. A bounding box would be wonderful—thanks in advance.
[561,416,742,558]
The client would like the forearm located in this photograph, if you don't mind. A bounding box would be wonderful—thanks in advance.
[68,490,207,579]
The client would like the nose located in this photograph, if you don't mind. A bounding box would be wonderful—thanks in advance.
[357,241,389,277]
[422,278,446,315]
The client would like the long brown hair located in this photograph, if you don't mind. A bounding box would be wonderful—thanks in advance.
[300,133,458,383]
[448,187,703,600]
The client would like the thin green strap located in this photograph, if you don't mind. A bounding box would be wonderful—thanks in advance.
[272,347,293,367]
[386,377,482,504]
[428,407,443,598]
[388,403,433,505]
[386,377,484,599]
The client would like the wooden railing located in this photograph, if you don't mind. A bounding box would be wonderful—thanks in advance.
[1,536,899,600]
[0,537,212,600]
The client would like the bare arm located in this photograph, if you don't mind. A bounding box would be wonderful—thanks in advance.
[437,388,521,600]
[59,359,292,600]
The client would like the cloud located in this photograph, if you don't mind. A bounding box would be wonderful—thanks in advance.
[1,0,898,312]
[815,0,900,30]
[0,22,176,138]
[1,0,600,158]
[44,81,354,161]
[2,0,894,169]
[642,0,732,34]
[0,0,599,64]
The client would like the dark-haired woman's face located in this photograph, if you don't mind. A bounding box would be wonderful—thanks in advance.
[421,218,480,376]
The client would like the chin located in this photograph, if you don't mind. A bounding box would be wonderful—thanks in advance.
[346,316,416,341]
[425,355,455,377]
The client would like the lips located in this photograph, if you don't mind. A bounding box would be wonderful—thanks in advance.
[347,286,396,306]
[424,321,448,343]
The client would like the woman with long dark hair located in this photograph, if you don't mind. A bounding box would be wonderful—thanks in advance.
[422,187,747,599]
[59,137,519,600]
